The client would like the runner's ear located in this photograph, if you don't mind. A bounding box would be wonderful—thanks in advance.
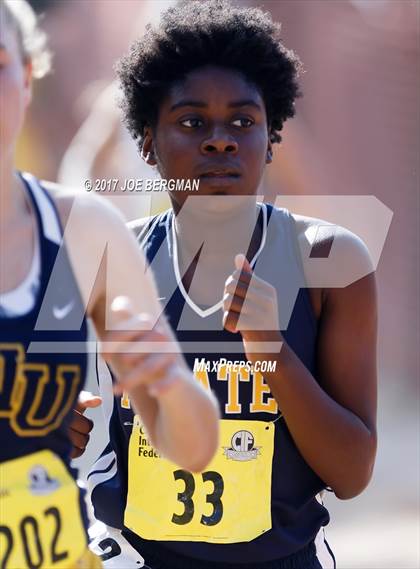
[266,139,273,165]
[141,127,157,166]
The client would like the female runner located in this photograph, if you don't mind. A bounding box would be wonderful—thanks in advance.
[89,1,378,568]
[0,2,219,568]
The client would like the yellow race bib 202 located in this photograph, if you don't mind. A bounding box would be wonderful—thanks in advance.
[0,450,87,568]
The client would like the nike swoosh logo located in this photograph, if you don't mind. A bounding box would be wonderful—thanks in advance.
[53,301,75,320]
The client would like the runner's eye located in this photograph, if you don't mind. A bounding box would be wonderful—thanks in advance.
[231,118,254,128]
[180,118,204,128]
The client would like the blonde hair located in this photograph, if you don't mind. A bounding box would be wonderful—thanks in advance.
[2,0,51,78]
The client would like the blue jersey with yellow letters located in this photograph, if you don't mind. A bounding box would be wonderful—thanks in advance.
[0,173,88,461]
[90,203,331,565]
[0,173,89,568]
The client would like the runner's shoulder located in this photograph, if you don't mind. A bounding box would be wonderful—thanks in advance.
[42,180,126,233]
[291,212,374,281]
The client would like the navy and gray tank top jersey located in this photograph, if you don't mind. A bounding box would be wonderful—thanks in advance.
[0,172,88,464]
[90,203,330,563]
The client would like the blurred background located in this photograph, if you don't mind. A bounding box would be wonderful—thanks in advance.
[15,1,419,567]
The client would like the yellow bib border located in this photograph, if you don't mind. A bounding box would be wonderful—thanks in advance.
[0,450,87,568]
[125,416,275,544]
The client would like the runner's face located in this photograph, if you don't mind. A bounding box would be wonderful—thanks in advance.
[0,12,32,166]
[145,66,272,212]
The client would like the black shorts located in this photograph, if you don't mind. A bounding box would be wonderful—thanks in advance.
[122,532,324,569]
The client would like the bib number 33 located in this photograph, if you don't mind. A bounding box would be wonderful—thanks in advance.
[125,417,274,543]
[172,469,224,527]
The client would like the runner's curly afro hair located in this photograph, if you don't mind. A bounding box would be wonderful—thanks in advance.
[116,0,302,150]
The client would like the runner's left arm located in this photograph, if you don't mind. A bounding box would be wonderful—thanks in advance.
[223,230,377,499]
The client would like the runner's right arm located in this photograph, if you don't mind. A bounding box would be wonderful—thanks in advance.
[50,188,219,472]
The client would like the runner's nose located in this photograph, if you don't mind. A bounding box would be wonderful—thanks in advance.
[201,126,238,154]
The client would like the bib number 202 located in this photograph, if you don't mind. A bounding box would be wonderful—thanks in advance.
[0,507,67,569]
[172,470,224,527]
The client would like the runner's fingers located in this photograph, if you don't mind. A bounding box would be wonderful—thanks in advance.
[69,409,94,435]
[140,352,178,381]
[70,446,85,459]
[223,310,240,334]
[75,391,102,413]
[226,269,252,288]
[68,427,90,451]
[223,305,256,333]
[223,295,275,332]
[103,328,173,372]
[231,262,253,283]
[235,252,253,271]
[234,310,272,331]
[108,297,156,330]
[224,279,249,299]
[223,292,249,315]
[225,271,274,296]
[115,352,177,393]
[102,317,152,344]
[225,280,277,309]
[110,349,146,371]
[101,328,150,365]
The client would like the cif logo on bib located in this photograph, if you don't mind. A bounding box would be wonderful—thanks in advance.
[224,430,261,461]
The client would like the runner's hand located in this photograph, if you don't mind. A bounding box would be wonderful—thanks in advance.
[101,297,182,398]
[69,391,102,459]
[223,254,283,364]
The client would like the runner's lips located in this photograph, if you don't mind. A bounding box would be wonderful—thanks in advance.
[199,168,241,178]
